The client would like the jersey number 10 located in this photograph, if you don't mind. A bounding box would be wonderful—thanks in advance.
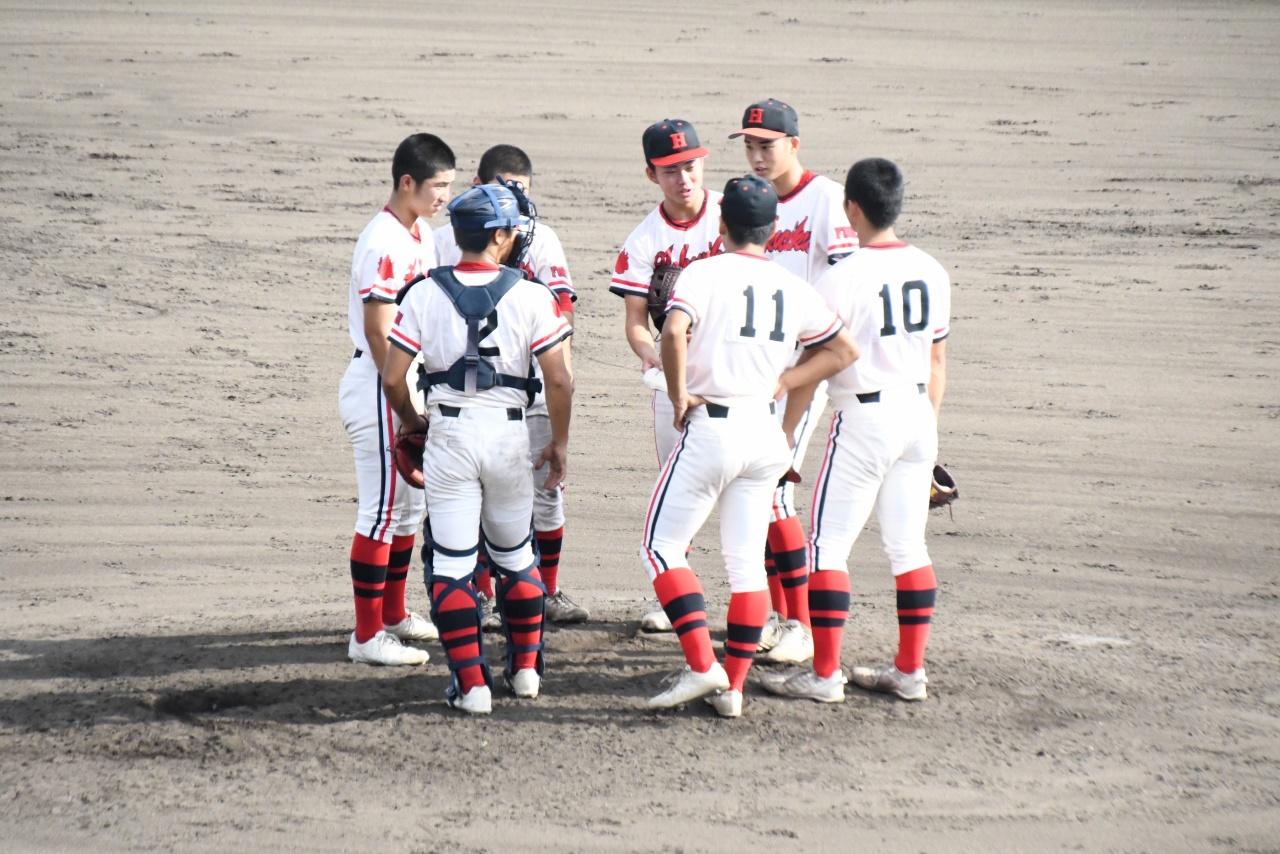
[879,280,929,337]
[739,286,786,342]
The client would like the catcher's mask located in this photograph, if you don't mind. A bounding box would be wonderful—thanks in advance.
[447,184,532,265]
[495,174,538,271]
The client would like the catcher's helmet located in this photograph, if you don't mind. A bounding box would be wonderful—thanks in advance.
[447,184,530,232]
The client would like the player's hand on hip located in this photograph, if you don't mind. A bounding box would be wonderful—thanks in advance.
[535,442,567,489]
[671,392,705,431]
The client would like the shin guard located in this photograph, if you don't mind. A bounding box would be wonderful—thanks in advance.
[429,574,492,701]
[495,562,547,678]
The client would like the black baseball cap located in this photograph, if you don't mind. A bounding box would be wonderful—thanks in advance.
[642,119,708,167]
[728,99,800,140]
[721,175,778,228]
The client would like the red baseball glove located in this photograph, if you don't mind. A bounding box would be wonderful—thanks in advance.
[394,431,427,489]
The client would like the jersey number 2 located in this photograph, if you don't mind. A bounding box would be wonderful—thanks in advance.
[739,286,786,342]
[878,280,929,336]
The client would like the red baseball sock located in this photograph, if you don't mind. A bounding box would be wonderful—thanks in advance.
[498,566,545,671]
[350,533,390,643]
[895,565,936,674]
[431,579,486,693]
[652,567,715,673]
[381,534,414,626]
[764,542,788,618]
[723,590,769,691]
[768,516,810,626]
[535,526,563,596]
[808,570,851,679]
[474,546,495,599]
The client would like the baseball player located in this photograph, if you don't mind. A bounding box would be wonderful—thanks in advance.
[763,157,950,704]
[338,133,454,666]
[434,145,589,628]
[642,175,857,718]
[730,99,860,664]
[610,119,725,632]
[383,184,574,715]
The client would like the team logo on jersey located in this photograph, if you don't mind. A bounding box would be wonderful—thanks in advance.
[654,237,724,270]
[615,250,630,274]
[549,265,568,281]
[377,254,395,282]
[766,217,811,254]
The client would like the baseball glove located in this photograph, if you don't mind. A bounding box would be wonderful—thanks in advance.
[647,265,682,332]
[930,463,958,514]
[394,431,427,489]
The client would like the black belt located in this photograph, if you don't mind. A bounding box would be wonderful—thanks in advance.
[438,404,523,421]
[705,401,776,418]
[856,383,926,404]
[353,348,364,359]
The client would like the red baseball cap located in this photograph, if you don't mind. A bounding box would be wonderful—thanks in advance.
[729,99,800,140]
[643,119,709,167]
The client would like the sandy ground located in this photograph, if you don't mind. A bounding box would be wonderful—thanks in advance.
[1,1,1278,851]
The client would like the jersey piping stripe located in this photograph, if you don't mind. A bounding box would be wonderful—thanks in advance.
[657,189,710,231]
[862,242,909,250]
[808,411,844,569]
[667,299,698,323]
[531,326,572,356]
[367,378,392,541]
[800,319,842,348]
[609,280,650,297]
[642,426,691,575]
[777,170,817,204]
[389,326,420,353]
[381,206,422,244]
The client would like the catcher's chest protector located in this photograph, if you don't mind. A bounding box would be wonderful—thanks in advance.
[421,267,541,397]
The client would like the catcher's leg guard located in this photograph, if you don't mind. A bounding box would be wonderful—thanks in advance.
[429,573,492,701]
[493,560,547,679]
[419,514,436,581]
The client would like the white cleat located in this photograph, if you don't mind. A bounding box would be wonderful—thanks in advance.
[348,630,429,666]
[447,684,492,715]
[640,605,673,633]
[507,668,541,699]
[849,662,928,701]
[758,668,846,703]
[545,590,590,623]
[704,689,743,718]
[756,611,784,652]
[383,611,438,643]
[647,662,730,710]
[757,619,813,664]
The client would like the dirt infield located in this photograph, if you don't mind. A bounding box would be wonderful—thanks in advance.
[1,1,1277,851]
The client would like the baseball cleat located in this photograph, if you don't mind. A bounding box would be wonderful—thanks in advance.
[758,668,846,703]
[639,605,673,633]
[757,619,813,664]
[383,611,439,643]
[704,689,743,718]
[348,630,429,666]
[849,662,928,701]
[506,668,541,699]
[479,592,502,632]
[756,611,784,652]
[647,662,730,710]
[446,684,492,715]
[545,590,590,624]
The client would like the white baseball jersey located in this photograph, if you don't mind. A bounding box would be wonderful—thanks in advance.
[389,262,572,411]
[609,190,725,299]
[765,171,858,284]
[816,242,951,408]
[348,208,436,352]
[667,251,843,404]
[435,223,575,311]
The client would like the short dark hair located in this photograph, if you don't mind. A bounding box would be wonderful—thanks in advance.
[726,221,775,247]
[392,133,455,187]
[844,158,903,229]
[477,144,533,184]
[454,228,491,253]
